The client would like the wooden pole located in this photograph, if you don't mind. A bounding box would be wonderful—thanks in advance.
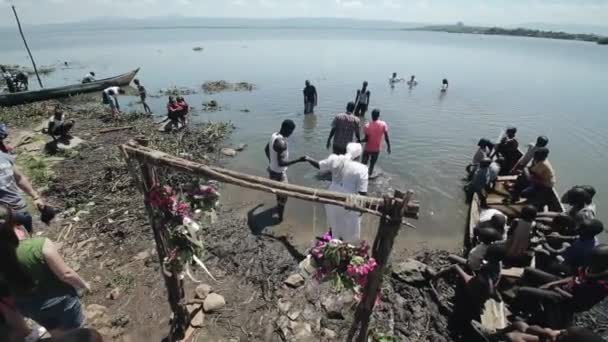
[122,141,188,341]
[11,5,44,89]
[347,190,411,342]
[121,142,420,220]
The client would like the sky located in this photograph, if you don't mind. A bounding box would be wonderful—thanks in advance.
[0,0,607,27]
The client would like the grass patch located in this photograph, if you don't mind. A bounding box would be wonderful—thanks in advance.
[16,154,55,185]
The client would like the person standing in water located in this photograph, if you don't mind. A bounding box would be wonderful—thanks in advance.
[441,79,449,92]
[407,75,418,86]
[355,81,371,117]
[326,102,361,155]
[265,120,307,221]
[133,79,152,114]
[362,109,391,176]
[303,80,317,114]
[389,73,404,84]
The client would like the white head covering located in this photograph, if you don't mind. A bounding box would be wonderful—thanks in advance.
[346,143,362,160]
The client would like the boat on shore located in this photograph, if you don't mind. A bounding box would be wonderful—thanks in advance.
[0,68,139,106]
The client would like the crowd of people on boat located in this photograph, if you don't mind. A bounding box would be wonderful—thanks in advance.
[1,66,29,93]
[445,128,607,341]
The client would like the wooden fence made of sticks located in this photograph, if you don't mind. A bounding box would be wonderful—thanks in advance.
[120,139,420,342]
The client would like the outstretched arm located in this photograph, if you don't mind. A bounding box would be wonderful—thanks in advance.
[275,139,305,167]
[305,157,320,169]
[44,239,90,291]
[14,168,44,209]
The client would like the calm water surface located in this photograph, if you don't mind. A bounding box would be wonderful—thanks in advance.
[3,27,608,249]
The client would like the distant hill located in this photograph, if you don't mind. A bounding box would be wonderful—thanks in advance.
[514,23,608,36]
[410,24,608,45]
[0,17,424,32]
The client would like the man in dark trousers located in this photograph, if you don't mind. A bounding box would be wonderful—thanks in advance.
[265,120,307,221]
[326,102,361,155]
[133,79,152,114]
[303,80,317,114]
[355,81,371,117]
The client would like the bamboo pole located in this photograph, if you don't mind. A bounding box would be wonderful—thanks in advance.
[11,5,43,89]
[122,142,188,341]
[120,142,419,220]
[347,190,410,342]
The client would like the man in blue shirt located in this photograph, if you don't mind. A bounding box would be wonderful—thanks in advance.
[562,219,603,269]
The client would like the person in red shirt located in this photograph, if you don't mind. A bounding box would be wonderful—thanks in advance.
[361,109,391,176]
[166,96,183,130]
[176,96,189,127]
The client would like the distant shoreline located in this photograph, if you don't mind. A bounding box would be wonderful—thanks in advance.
[409,25,608,45]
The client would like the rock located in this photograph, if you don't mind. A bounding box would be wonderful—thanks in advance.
[220,148,237,157]
[277,299,292,313]
[287,310,301,321]
[111,314,130,328]
[105,259,116,268]
[393,259,434,284]
[235,143,247,152]
[94,251,103,258]
[190,310,205,327]
[322,328,337,339]
[86,304,110,326]
[291,322,313,340]
[203,293,226,312]
[133,251,151,261]
[57,136,84,150]
[299,255,317,277]
[195,284,212,300]
[321,293,354,320]
[276,315,290,337]
[107,287,121,300]
[94,276,102,282]
[284,274,305,288]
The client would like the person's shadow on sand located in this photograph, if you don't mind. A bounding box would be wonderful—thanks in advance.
[247,204,281,235]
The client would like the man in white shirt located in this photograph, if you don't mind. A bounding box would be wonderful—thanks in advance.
[264,120,307,221]
[82,71,95,84]
[102,86,125,119]
[306,143,369,243]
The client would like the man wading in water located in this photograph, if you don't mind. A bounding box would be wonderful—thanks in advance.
[265,120,307,221]
[326,102,361,155]
[303,80,317,114]
[355,81,371,117]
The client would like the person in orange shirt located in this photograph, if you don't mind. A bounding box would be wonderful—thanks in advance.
[361,109,391,176]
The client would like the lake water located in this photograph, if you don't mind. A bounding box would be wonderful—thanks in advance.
[3,26,608,250]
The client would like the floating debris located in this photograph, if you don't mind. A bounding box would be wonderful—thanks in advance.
[201,80,256,94]
[192,47,204,52]
[152,87,199,97]
[202,100,222,112]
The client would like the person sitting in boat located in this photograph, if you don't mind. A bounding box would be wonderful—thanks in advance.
[561,219,604,271]
[176,96,189,127]
[476,211,508,241]
[82,72,95,84]
[507,147,555,208]
[510,136,549,174]
[1,66,16,93]
[485,321,606,342]
[14,72,28,92]
[407,75,418,87]
[448,244,506,339]
[466,138,494,178]
[468,227,504,272]
[102,86,125,119]
[515,244,608,328]
[47,108,75,142]
[493,126,519,174]
[562,186,596,226]
[465,157,493,207]
[504,205,537,266]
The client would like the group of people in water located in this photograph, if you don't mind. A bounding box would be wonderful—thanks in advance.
[448,128,607,341]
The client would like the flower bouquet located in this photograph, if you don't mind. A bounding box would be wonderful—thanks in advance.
[148,182,220,282]
[311,231,378,293]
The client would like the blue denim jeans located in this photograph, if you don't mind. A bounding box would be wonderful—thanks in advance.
[16,290,84,331]
[14,210,33,233]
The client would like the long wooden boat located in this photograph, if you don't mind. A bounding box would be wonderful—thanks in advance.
[0,68,139,106]
[464,149,566,335]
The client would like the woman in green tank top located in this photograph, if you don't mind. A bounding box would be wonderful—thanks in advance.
[0,204,90,339]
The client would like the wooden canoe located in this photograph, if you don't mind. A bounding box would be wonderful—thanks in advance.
[0,68,139,106]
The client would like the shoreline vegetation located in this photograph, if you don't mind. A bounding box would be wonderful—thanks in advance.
[409,24,608,45]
